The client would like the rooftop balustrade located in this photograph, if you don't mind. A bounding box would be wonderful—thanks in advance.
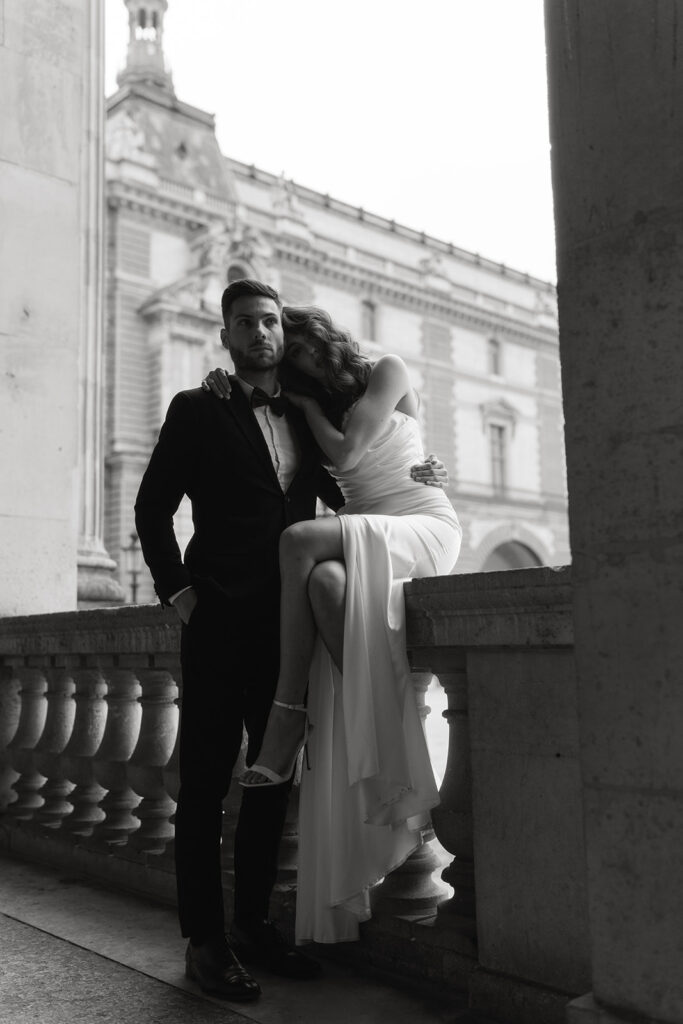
[0,566,587,1024]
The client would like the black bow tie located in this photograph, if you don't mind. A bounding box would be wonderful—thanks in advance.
[251,387,287,417]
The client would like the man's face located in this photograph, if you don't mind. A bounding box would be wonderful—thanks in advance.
[220,296,284,372]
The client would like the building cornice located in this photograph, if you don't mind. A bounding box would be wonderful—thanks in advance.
[106,180,226,231]
[228,157,557,292]
[105,176,557,348]
[138,297,220,333]
[453,489,568,512]
[272,240,558,349]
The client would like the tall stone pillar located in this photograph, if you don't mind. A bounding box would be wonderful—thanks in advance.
[0,0,121,614]
[545,4,683,1023]
[76,0,124,608]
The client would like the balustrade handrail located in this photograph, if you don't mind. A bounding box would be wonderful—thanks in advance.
[405,564,573,651]
[0,604,179,656]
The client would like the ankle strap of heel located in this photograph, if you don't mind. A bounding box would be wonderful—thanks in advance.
[272,700,307,712]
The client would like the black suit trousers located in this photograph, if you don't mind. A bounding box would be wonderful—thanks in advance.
[175,582,291,939]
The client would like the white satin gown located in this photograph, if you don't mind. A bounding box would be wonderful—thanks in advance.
[295,410,462,944]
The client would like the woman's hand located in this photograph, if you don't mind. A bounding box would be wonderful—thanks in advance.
[282,390,316,412]
[201,367,232,400]
[410,454,449,489]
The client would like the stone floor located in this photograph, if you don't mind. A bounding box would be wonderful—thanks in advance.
[0,853,477,1024]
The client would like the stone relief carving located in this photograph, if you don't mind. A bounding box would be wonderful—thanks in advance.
[534,288,557,317]
[230,220,272,265]
[197,222,232,269]
[418,252,452,292]
[272,173,308,224]
[194,217,271,278]
[106,111,147,162]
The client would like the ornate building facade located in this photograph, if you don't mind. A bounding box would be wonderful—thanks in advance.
[105,0,569,603]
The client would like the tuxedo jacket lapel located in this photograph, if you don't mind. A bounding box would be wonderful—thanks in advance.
[218,379,281,486]
[217,377,324,496]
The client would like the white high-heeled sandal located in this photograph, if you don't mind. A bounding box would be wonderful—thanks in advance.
[239,700,310,788]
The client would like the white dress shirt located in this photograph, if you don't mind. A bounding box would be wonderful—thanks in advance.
[233,376,300,492]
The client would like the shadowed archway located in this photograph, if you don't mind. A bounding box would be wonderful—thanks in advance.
[481,540,542,572]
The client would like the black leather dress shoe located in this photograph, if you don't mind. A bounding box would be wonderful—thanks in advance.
[229,920,322,980]
[185,937,261,1001]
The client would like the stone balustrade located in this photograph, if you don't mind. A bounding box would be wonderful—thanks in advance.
[0,567,589,1024]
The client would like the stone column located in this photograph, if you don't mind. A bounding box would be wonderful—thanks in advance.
[545,4,683,1022]
[0,3,93,612]
[76,0,124,609]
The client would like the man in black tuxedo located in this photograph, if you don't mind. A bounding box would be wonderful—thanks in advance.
[135,278,444,1001]
[135,279,341,1000]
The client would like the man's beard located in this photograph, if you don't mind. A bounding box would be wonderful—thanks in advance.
[232,351,281,373]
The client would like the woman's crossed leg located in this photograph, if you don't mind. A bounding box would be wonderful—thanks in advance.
[241,517,348,785]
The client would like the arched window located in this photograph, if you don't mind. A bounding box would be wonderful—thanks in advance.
[135,6,159,41]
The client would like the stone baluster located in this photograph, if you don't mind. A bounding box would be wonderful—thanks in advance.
[34,665,76,828]
[157,655,182,871]
[372,671,448,918]
[431,658,477,950]
[61,664,108,836]
[5,663,48,821]
[128,665,179,854]
[91,665,142,845]
[160,656,182,808]
[0,665,22,811]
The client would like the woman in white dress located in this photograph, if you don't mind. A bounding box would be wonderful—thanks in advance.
[205,306,461,944]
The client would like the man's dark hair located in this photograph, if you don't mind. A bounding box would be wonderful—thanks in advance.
[221,279,282,328]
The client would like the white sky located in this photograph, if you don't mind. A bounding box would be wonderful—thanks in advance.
[105,0,557,283]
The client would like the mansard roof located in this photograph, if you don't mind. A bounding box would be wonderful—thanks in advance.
[106,84,238,202]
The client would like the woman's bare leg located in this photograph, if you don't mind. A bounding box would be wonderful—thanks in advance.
[308,560,346,672]
[242,517,345,783]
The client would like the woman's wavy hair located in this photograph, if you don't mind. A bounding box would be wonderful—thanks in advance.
[280,306,372,428]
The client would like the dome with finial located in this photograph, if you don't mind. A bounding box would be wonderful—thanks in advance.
[117,0,175,94]
[107,0,238,201]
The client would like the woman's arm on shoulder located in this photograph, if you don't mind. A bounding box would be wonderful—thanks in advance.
[289,354,412,470]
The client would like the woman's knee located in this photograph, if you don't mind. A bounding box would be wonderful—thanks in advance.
[279,521,314,564]
[308,560,346,607]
